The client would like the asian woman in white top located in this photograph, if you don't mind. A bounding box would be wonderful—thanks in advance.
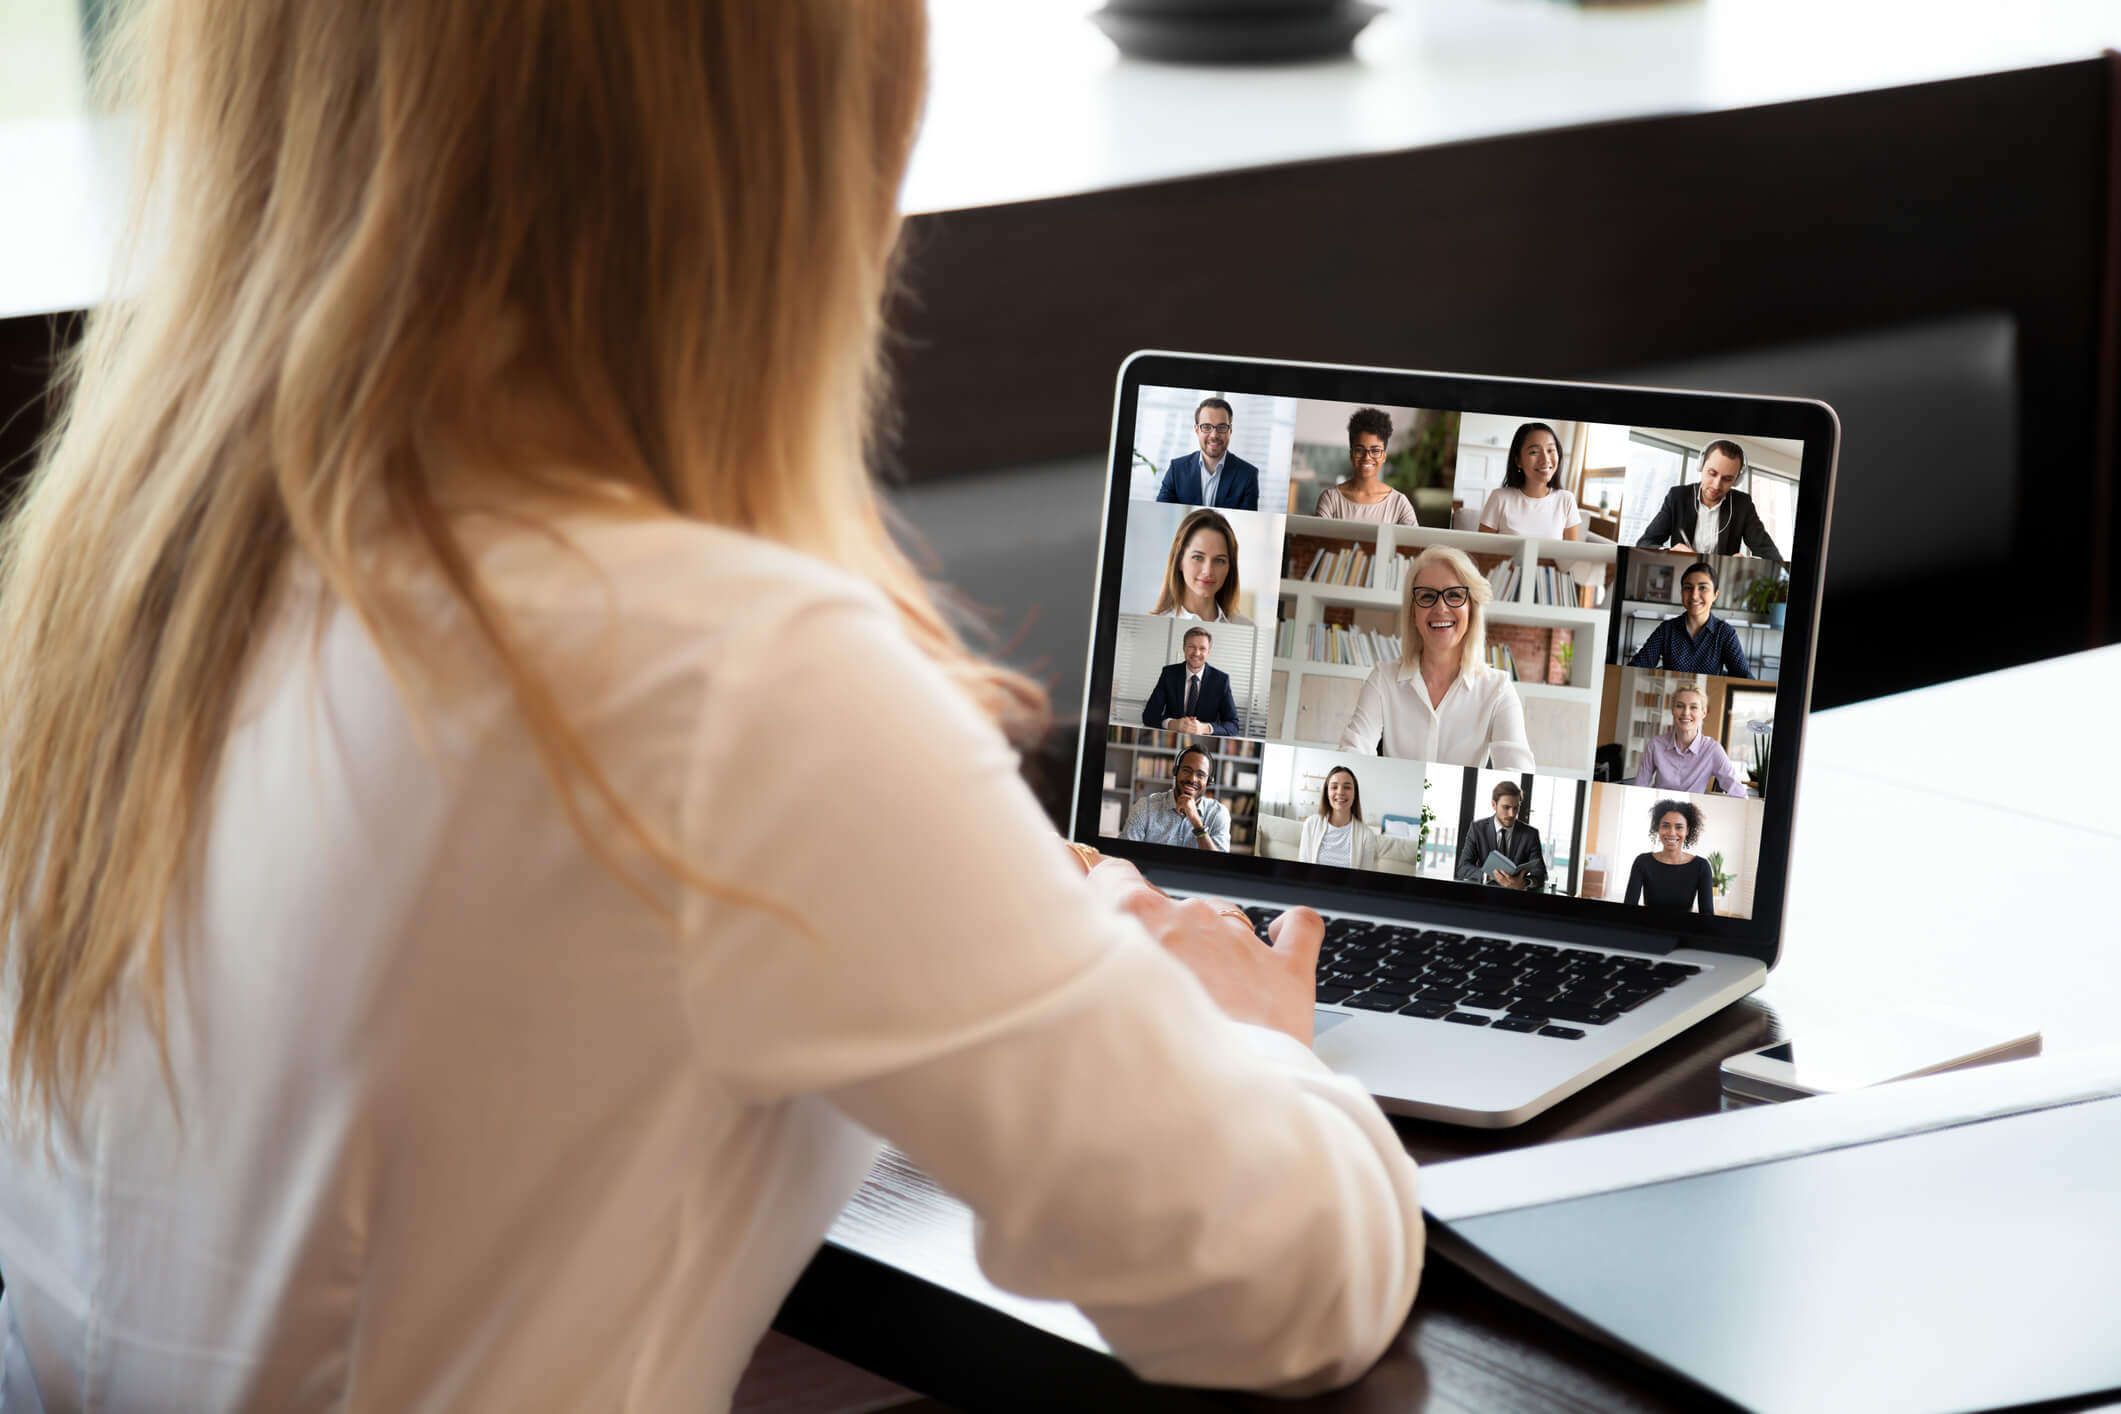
[1299,766,1381,869]
[0,2,1422,1407]
[1313,407,1420,525]
[1477,421,1585,541]
[1149,505,1255,625]
[1338,546,1535,769]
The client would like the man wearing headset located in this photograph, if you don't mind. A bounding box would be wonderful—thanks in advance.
[1634,440,1783,559]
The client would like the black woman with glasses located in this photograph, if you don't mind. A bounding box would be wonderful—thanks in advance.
[1315,407,1419,524]
[1337,546,1535,768]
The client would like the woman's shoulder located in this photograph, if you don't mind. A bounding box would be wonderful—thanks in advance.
[474,514,893,657]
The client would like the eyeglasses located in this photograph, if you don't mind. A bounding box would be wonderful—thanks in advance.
[1195,422,1231,435]
[1410,586,1471,609]
[1174,767,1211,784]
[1351,447,1388,462]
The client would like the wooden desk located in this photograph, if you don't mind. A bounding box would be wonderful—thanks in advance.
[774,646,2121,1413]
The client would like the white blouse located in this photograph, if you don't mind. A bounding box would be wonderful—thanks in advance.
[0,516,1420,1410]
[1154,603,1255,627]
[1337,660,1535,770]
[1479,486,1583,539]
[1300,814,1378,870]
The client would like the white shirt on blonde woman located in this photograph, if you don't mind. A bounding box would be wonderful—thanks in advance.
[1300,813,1378,870]
[0,514,1421,1413]
[1337,657,1535,769]
[1479,486,1583,539]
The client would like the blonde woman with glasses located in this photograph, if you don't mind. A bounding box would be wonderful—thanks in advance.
[1338,546,1535,768]
[0,1,1421,1407]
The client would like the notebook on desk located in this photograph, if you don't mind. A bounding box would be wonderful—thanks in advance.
[1419,1047,2121,1414]
[1069,352,1839,1126]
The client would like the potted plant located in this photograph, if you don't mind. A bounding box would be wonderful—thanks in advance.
[1741,569,1790,629]
[1706,850,1733,897]
[1747,718,1773,792]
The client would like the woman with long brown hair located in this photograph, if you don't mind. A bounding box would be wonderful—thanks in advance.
[1148,506,1253,624]
[0,0,1420,1406]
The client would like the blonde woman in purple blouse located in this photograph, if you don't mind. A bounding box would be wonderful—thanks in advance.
[1634,685,1749,797]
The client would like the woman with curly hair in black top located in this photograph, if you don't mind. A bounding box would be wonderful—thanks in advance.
[1623,798,1716,915]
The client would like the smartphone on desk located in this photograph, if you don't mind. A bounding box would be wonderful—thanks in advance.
[1720,1012,2042,1104]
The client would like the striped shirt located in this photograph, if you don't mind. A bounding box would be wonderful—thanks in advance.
[1629,613,1752,678]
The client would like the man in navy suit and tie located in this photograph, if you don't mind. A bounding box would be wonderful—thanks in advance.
[1155,397,1260,511]
[1142,627,1243,737]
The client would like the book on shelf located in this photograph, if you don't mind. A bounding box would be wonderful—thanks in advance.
[1486,560,1520,603]
[1530,564,1581,606]
[1485,642,1519,677]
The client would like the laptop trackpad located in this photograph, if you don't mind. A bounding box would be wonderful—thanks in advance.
[1314,1009,1356,1039]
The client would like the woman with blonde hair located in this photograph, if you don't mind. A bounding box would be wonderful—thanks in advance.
[1149,506,1254,624]
[1299,766,1381,870]
[0,0,1421,1407]
[1338,546,1533,768]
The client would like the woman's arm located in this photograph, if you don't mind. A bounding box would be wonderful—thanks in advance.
[1719,622,1752,679]
[1623,855,1645,906]
[1628,622,1665,669]
[1694,858,1715,915]
[1336,669,1389,753]
[1562,492,1584,542]
[1484,679,1535,771]
[681,597,1422,1393]
[1299,815,1323,863]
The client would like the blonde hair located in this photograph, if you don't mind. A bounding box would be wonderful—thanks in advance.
[1396,545,1492,676]
[1150,508,1241,619]
[0,0,1042,1124]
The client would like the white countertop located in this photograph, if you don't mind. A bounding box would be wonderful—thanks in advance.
[6,1,2120,317]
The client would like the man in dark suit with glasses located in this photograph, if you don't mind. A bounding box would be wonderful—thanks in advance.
[1156,397,1260,511]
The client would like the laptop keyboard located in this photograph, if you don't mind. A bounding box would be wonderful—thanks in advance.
[1241,907,1700,1040]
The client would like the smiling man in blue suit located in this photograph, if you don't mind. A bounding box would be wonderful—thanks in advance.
[1156,397,1260,511]
[1142,626,1244,737]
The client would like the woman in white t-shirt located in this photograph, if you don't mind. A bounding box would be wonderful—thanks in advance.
[1149,506,1255,624]
[1299,766,1381,869]
[1338,546,1534,769]
[1477,421,1584,541]
[0,2,1422,1406]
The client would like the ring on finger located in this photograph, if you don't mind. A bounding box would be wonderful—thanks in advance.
[1215,905,1254,929]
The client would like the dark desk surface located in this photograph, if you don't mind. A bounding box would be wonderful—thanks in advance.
[777,647,2121,1413]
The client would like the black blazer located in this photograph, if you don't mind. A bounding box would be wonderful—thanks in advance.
[1454,816,1548,891]
[1142,662,1242,737]
[1634,484,1781,560]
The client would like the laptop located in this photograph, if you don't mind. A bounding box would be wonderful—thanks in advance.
[1070,352,1838,1127]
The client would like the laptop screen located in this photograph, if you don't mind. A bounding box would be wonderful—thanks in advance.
[1077,354,1837,959]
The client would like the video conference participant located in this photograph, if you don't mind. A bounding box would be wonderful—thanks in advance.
[1299,766,1381,868]
[1628,561,1752,678]
[1623,799,1716,915]
[1636,685,1749,797]
[1143,627,1243,736]
[1315,408,1419,524]
[1338,547,1534,769]
[1119,743,1229,851]
[1634,439,1782,559]
[1453,780,1547,892]
[1476,422,1584,541]
[1155,397,1260,511]
[1149,507,1254,625]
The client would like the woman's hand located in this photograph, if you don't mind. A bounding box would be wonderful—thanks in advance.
[1086,859,1323,1046]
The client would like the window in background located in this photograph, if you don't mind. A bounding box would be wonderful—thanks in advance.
[1747,466,1798,555]
[1618,433,1693,546]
